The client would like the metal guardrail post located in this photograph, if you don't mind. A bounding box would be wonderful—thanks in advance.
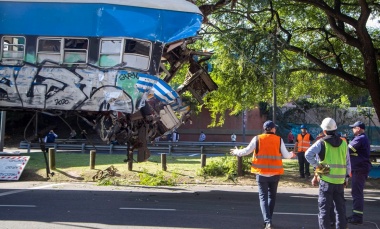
[200,146,203,154]
[168,144,172,155]
[161,153,167,171]
[81,143,85,154]
[48,148,56,170]
[90,150,96,169]
[201,154,206,167]
[109,144,113,154]
[27,143,31,153]
[128,151,133,171]
[237,156,243,176]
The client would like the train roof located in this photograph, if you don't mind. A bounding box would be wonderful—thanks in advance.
[0,0,203,43]
[0,0,202,14]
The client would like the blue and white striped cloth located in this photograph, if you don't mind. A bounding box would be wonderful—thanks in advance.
[136,74,179,104]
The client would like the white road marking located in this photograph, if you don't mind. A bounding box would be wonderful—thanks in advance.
[0,183,67,197]
[275,212,318,216]
[189,154,199,157]
[120,207,176,211]
[0,205,36,207]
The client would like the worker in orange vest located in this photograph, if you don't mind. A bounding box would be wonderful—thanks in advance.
[230,120,296,229]
[294,125,314,178]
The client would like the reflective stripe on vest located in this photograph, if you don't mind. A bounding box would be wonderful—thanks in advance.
[320,140,347,184]
[251,134,284,175]
[297,133,311,152]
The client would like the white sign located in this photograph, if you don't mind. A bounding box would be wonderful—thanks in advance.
[0,156,30,180]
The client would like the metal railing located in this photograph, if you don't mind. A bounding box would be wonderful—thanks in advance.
[19,140,294,154]
[18,140,380,161]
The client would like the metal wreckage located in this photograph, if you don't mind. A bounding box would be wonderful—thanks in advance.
[0,0,217,164]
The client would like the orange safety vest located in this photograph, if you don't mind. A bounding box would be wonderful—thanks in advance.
[297,133,311,152]
[251,134,284,175]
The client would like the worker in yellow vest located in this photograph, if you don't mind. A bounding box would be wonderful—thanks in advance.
[294,125,315,178]
[230,120,296,229]
[305,117,351,229]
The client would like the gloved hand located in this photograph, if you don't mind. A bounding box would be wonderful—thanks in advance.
[315,164,330,176]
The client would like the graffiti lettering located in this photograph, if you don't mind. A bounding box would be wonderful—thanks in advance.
[118,72,138,81]
[54,98,70,106]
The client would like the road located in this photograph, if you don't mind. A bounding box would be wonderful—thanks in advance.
[0,182,379,229]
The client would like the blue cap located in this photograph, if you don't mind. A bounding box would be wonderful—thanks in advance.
[300,125,307,129]
[349,121,365,129]
[263,120,276,130]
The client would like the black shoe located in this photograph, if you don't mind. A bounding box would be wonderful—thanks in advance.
[347,216,363,225]
[299,175,305,178]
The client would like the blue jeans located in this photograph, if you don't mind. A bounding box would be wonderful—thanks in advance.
[257,175,280,224]
[318,180,346,229]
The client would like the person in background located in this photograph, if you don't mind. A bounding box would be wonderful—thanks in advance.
[294,125,314,178]
[45,130,58,143]
[231,133,237,142]
[288,130,294,143]
[172,130,179,142]
[347,121,372,225]
[199,131,206,142]
[44,130,58,153]
[230,120,296,229]
[305,118,351,229]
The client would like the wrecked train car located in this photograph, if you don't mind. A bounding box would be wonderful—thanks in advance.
[0,0,217,161]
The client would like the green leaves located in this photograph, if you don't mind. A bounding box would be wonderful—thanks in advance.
[195,0,379,124]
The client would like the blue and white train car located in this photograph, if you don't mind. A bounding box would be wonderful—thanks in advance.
[0,0,208,161]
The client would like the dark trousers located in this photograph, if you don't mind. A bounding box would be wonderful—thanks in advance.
[351,170,369,220]
[297,152,310,177]
[257,175,280,224]
[318,180,347,229]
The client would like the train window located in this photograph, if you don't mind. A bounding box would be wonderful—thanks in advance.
[99,39,123,67]
[37,37,88,65]
[99,38,151,70]
[63,38,88,64]
[37,38,62,64]
[123,39,151,70]
[1,36,25,64]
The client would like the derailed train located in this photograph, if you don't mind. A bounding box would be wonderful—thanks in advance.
[0,0,217,161]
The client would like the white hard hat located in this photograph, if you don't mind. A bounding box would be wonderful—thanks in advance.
[320,117,337,131]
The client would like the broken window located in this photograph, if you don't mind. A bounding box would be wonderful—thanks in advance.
[99,38,151,70]
[1,36,25,64]
[122,39,151,70]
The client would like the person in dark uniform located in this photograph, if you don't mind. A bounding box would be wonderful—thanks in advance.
[347,121,372,225]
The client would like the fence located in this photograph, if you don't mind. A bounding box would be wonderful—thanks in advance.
[19,140,380,161]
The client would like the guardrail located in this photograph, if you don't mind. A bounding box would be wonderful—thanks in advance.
[18,140,380,161]
[19,140,294,154]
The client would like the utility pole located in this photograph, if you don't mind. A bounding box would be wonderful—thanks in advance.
[0,111,6,151]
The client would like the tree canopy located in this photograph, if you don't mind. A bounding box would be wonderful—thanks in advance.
[193,0,380,125]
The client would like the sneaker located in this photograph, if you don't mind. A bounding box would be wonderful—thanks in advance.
[264,223,274,229]
[347,216,363,225]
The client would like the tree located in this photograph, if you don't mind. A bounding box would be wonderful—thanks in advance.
[194,0,380,125]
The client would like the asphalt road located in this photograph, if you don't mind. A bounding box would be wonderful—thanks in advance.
[0,182,379,229]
